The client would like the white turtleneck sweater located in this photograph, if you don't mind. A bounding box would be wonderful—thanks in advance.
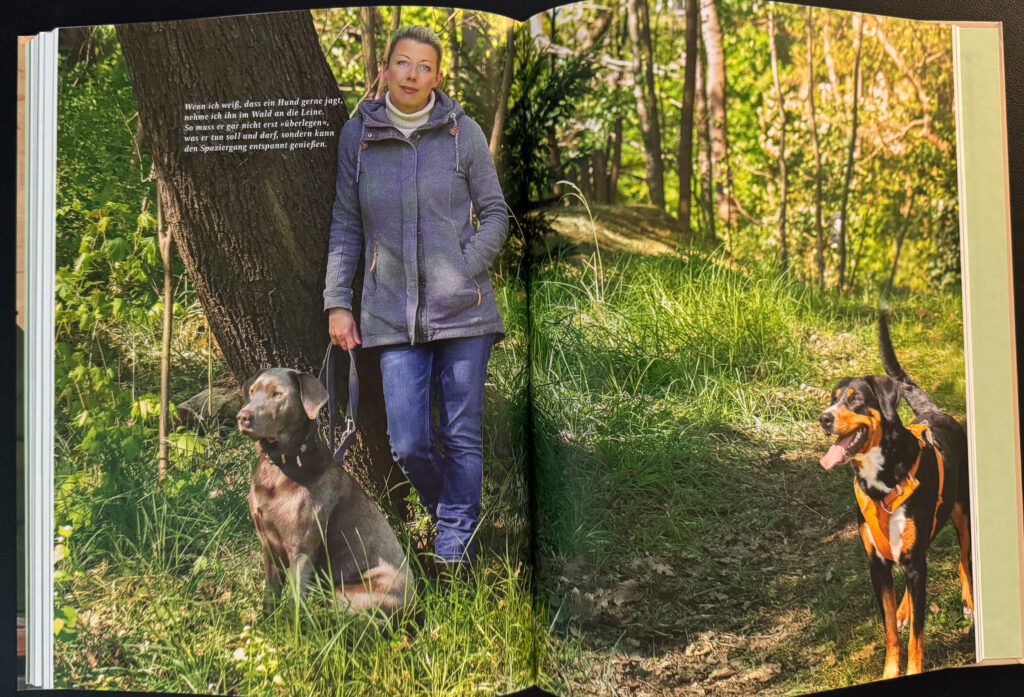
[385,91,435,137]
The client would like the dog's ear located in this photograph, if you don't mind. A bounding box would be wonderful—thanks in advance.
[868,375,903,425]
[296,372,330,420]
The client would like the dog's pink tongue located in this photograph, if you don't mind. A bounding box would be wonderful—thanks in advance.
[820,444,846,470]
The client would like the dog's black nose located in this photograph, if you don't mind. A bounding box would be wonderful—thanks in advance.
[819,412,834,432]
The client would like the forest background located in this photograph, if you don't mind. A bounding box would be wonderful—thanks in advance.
[38,1,968,695]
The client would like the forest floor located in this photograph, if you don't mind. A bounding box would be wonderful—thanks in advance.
[530,204,975,696]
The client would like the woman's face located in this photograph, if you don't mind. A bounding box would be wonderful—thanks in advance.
[383,38,443,114]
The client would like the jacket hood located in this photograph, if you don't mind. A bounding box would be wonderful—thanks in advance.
[358,89,464,130]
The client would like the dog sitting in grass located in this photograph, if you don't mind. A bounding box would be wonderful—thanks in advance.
[818,311,973,678]
[236,367,413,617]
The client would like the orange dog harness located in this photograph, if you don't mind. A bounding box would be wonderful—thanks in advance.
[854,423,945,562]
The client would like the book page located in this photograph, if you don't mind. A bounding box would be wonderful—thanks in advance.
[524,1,1019,694]
[43,6,536,694]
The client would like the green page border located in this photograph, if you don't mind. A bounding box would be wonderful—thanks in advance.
[954,23,1024,662]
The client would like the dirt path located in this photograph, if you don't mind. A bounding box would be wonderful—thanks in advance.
[533,205,974,695]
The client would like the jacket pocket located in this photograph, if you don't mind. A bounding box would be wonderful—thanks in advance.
[366,245,379,295]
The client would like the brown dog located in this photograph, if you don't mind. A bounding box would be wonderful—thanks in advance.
[236,367,412,617]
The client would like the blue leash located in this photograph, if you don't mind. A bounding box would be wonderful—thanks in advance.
[318,344,359,463]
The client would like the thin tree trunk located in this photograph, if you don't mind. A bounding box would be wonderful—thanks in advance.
[375,6,402,99]
[821,11,841,96]
[592,149,610,204]
[837,13,864,290]
[695,42,715,243]
[700,0,731,230]
[768,3,789,273]
[489,26,514,178]
[448,11,461,97]
[677,0,699,239]
[117,13,408,510]
[885,187,915,296]
[806,6,826,288]
[157,182,171,483]
[609,116,623,203]
[626,0,665,209]
[360,7,380,98]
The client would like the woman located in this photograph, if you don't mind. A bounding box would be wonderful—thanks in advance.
[323,25,508,571]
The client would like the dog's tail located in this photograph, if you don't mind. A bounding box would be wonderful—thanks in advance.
[879,308,940,417]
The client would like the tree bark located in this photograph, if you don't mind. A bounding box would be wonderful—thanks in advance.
[677,0,699,239]
[699,0,731,230]
[837,13,864,290]
[768,2,789,273]
[805,6,826,288]
[116,13,408,509]
[360,7,381,98]
[626,0,665,209]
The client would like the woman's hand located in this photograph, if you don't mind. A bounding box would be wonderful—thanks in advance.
[328,308,362,350]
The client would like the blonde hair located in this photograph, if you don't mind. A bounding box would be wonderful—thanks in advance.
[386,25,443,67]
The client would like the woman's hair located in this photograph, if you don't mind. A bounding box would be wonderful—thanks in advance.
[386,25,444,68]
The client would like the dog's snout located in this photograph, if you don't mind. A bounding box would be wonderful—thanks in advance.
[237,407,254,429]
[819,411,834,433]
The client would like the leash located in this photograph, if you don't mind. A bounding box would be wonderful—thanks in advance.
[317,343,359,463]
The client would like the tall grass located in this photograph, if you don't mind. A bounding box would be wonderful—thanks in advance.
[53,278,543,696]
[529,244,971,692]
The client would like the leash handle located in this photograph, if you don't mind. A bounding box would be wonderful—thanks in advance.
[318,343,360,463]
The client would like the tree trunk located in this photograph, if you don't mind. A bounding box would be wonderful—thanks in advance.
[626,0,665,209]
[592,149,610,204]
[116,13,408,509]
[695,43,715,242]
[837,13,864,290]
[699,0,731,230]
[677,0,699,239]
[609,116,623,203]
[768,2,789,273]
[375,7,403,99]
[448,11,461,97]
[489,26,515,179]
[885,186,915,297]
[360,7,381,98]
[805,6,826,288]
[157,182,171,483]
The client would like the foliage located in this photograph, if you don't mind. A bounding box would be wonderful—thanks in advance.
[504,25,598,216]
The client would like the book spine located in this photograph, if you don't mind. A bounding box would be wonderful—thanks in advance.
[25,28,57,690]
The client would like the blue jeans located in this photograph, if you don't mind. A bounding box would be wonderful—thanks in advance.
[379,334,494,563]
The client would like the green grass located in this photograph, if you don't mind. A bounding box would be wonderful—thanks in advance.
[530,247,973,694]
[52,241,974,696]
[53,278,544,696]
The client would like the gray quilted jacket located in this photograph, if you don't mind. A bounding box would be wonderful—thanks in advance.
[323,90,508,348]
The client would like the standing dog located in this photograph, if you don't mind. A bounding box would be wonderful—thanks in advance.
[236,367,412,617]
[818,312,973,678]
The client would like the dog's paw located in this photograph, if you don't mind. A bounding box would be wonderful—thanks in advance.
[963,605,974,621]
[897,616,909,631]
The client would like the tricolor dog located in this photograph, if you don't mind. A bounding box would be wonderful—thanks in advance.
[818,312,973,678]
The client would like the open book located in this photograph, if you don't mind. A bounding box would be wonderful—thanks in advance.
[18,2,1024,695]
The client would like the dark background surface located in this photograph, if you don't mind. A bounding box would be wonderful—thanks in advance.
[2,1,1022,695]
